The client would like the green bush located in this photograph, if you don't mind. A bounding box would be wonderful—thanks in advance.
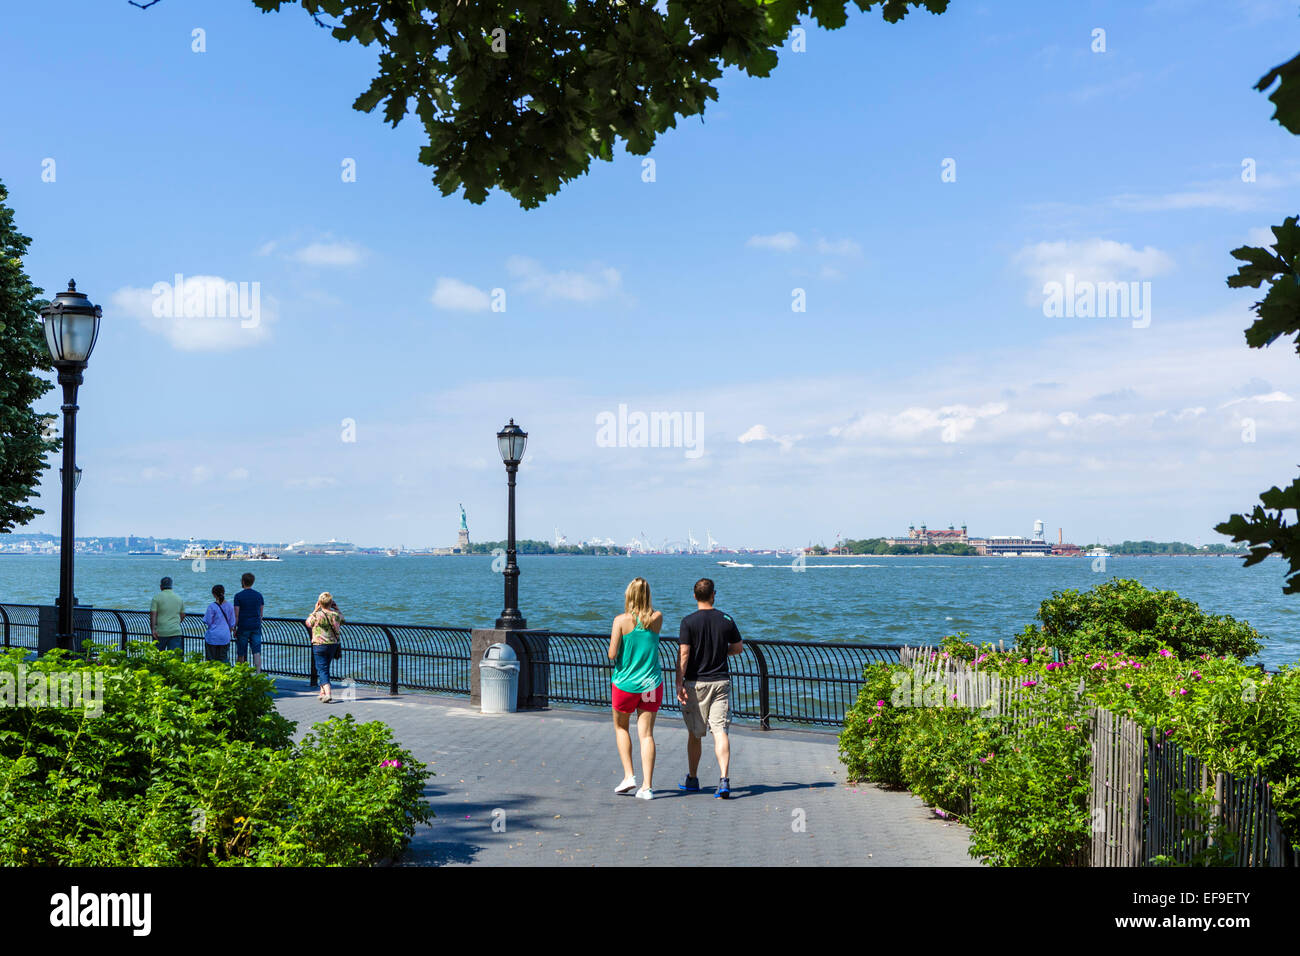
[964,683,1092,867]
[898,706,988,816]
[1026,578,1263,661]
[838,664,908,786]
[0,644,432,866]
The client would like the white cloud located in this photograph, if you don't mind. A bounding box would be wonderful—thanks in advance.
[431,277,492,312]
[228,468,250,481]
[746,232,800,252]
[1013,238,1175,305]
[1110,190,1259,213]
[815,238,861,256]
[738,424,800,452]
[292,241,365,267]
[505,256,621,303]
[833,402,1009,444]
[1219,390,1294,408]
[285,476,338,490]
[1246,227,1276,248]
[112,275,275,351]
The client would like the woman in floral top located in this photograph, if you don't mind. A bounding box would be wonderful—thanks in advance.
[306,592,344,703]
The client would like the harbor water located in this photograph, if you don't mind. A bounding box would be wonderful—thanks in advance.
[0,553,1296,669]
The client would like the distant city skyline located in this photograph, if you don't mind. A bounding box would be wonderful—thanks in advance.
[4,1,1297,548]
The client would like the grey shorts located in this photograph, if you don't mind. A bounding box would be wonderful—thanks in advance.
[681,679,731,738]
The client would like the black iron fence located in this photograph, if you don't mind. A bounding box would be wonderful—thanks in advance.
[0,603,906,729]
[0,603,473,697]
[518,631,902,728]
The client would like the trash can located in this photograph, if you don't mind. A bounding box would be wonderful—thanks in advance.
[480,643,520,714]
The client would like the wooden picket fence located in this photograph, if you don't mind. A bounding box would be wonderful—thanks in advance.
[896,647,1295,866]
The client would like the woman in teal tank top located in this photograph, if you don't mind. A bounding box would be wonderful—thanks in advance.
[608,577,664,799]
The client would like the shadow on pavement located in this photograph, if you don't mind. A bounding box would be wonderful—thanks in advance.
[728,781,836,799]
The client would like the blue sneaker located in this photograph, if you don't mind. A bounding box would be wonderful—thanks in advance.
[678,774,700,792]
[715,777,731,799]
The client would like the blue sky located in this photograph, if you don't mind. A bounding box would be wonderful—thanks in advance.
[2,0,1298,548]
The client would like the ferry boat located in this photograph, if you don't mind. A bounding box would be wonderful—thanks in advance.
[1084,547,1111,558]
[178,540,249,561]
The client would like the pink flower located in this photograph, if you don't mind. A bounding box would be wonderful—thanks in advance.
[1019,658,1029,664]
[1158,649,1172,657]
[866,716,874,724]
[1178,688,1188,695]
[876,700,885,708]
[1165,729,1174,736]
[1022,680,1038,687]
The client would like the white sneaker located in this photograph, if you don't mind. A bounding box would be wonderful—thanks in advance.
[636,787,654,800]
[615,776,638,794]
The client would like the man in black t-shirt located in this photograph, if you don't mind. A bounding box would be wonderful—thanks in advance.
[676,577,743,798]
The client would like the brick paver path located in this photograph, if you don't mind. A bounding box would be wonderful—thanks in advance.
[274,680,979,866]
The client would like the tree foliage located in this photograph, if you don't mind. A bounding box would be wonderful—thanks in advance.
[251,0,949,207]
[1216,46,1300,594]
[0,181,57,534]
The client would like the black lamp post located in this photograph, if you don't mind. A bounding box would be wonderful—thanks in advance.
[495,419,527,630]
[41,280,101,651]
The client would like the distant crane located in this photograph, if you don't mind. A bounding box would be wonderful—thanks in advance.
[707,529,720,552]
[688,529,700,553]
[554,527,568,548]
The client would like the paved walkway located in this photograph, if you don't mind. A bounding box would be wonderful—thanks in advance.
[273,680,979,867]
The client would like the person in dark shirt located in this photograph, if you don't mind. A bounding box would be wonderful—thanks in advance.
[676,577,743,798]
[232,572,265,671]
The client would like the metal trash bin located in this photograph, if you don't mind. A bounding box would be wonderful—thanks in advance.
[480,643,520,714]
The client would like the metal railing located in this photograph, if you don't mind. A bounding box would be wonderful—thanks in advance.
[519,631,903,728]
[0,603,907,728]
[0,603,474,697]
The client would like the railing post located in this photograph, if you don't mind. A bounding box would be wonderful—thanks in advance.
[751,642,771,731]
[381,625,399,696]
[0,604,8,648]
[305,621,318,687]
[112,610,128,651]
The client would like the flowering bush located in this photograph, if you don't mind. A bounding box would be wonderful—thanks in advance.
[838,666,906,787]
[0,644,432,866]
[841,581,1297,865]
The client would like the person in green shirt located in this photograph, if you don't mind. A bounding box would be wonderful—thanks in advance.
[150,576,186,653]
[607,577,665,800]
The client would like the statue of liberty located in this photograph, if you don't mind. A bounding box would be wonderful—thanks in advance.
[459,504,468,533]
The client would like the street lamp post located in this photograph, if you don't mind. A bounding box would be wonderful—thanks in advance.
[495,419,528,630]
[41,281,101,651]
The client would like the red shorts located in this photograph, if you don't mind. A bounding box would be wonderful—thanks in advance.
[612,683,664,714]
